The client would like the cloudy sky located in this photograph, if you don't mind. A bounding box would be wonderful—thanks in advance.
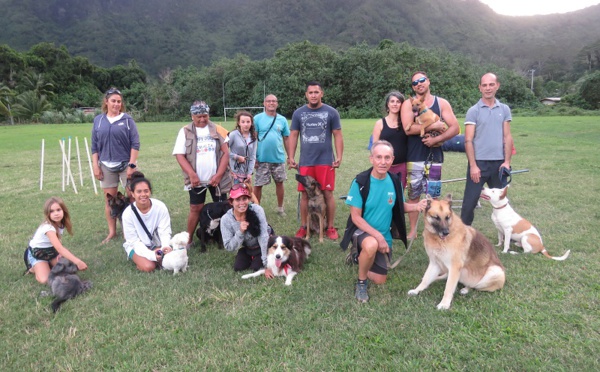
[479,0,600,16]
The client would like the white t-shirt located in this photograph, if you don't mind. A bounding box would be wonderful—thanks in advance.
[173,126,217,188]
[29,222,62,248]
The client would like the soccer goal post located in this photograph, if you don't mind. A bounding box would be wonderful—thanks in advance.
[223,106,265,122]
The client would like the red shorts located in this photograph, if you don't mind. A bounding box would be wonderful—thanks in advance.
[297,165,336,191]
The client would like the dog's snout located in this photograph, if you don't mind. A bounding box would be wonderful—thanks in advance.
[275,254,281,259]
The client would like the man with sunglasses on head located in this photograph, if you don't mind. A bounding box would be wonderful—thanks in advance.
[173,101,233,249]
[400,72,460,239]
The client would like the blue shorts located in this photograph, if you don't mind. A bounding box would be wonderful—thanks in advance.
[24,248,51,270]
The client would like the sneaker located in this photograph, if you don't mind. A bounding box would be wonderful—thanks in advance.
[326,227,339,240]
[295,226,307,238]
[345,243,358,265]
[277,209,286,217]
[355,280,369,303]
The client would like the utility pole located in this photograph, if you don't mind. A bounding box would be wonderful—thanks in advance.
[528,69,535,92]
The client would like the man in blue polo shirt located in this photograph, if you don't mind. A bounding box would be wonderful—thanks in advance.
[460,72,514,225]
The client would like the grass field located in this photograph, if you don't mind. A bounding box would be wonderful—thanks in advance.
[0,117,599,371]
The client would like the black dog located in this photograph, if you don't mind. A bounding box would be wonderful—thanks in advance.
[41,258,92,313]
[196,201,233,252]
[107,191,129,220]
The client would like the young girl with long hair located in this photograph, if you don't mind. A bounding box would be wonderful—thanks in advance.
[228,111,257,183]
[24,197,88,284]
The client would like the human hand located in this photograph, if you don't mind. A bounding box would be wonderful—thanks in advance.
[239,221,249,233]
[162,247,173,254]
[287,158,298,169]
[376,235,389,254]
[470,165,481,183]
[93,165,103,180]
[189,174,201,188]
[332,158,342,168]
[76,260,88,271]
[416,199,428,213]
[209,174,223,187]
[264,268,274,279]
[237,155,246,163]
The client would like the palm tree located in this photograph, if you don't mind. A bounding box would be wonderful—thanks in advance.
[12,90,51,122]
[0,84,15,125]
[20,71,55,98]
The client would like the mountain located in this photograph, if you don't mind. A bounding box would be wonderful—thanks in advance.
[2,0,599,76]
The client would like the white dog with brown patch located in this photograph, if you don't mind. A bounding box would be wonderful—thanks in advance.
[480,186,570,260]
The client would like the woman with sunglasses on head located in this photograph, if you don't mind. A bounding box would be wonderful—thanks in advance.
[220,184,273,277]
[91,87,141,244]
[371,91,409,189]
[228,110,257,184]
[121,172,172,272]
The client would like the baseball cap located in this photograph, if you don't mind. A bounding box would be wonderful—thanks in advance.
[229,184,251,200]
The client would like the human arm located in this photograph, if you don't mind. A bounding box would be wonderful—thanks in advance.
[156,201,172,251]
[210,142,230,187]
[421,98,460,147]
[252,205,272,277]
[46,230,87,271]
[175,154,201,186]
[220,213,245,252]
[372,119,383,143]
[122,207,160,261]
[126,148,139,178]
[464,124,480,183]
[332,129,344,168]
[287,130,299,169]
[501,120,513,170]
[349,207,389,254]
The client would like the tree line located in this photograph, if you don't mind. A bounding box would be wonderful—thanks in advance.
[1,40,599,124]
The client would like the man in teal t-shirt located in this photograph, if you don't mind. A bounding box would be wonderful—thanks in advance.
[253,94,290,216]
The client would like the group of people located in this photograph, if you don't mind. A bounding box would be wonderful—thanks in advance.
[25,72,513,305]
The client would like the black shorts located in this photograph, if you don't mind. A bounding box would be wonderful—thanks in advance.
[189,186,227,205]
[354,230,388,276]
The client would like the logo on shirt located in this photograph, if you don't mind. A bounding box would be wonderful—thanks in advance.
[346,195,353,202]
[387,192,394,205]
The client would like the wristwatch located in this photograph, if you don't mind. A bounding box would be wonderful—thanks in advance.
[128,163,137,169]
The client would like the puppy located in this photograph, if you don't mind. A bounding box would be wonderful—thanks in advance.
[295,174,326,242]
[408,195,505,310]
[107,191,129,220]
[242,178,260,205]
[196,201,233,252]
[162,232,189,274]
[241,235,311,286]
[41,258,92,313]
[480,186,570,260]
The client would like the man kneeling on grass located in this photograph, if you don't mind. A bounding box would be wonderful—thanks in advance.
[340,140,427,303]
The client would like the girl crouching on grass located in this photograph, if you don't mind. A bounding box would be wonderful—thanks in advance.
[24,197,88,284]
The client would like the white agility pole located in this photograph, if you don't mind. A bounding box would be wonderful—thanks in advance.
[66,137,72,186]
[40,139,45,191]
[59,139,78,194]
[61,138,65,192]
[75,137,84,186]
[84,137,98,195]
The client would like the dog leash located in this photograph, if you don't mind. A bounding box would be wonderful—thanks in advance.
[386,211,422,270]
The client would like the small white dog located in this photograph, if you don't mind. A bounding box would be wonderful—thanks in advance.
[480,186,570,260]
[162,232,189,274]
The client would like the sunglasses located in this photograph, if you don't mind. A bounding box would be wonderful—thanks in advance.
[230,183,248,191]
[411,77,427,86]
[105,87,121,97]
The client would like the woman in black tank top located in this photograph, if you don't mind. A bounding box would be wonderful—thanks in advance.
[371,91,408,188]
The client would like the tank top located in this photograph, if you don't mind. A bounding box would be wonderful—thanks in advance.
[406,96,444,163]
[379,117,408,164]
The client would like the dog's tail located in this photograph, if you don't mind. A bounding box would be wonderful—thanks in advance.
[51,298,68,313]
[541,249,570,261]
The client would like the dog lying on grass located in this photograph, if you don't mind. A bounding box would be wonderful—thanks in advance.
[40,258,92,313]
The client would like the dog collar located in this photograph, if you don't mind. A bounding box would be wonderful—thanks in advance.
[493,203,508,210]
[172,247,186,251]
[419,108,429,116]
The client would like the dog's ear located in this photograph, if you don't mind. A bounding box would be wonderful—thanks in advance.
[106,193,114,201]
[425,198,432,212]
[444,193,453,207]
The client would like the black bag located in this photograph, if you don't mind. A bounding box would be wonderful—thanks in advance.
[30,246,59,261]
[107,161,128,173]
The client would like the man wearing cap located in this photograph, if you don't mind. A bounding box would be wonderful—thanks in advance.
[220,184,271,274]
[173,100,233,249]
[460,72,513,225]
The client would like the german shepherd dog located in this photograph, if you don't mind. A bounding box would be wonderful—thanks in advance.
[295,174,326,242]
[41,258,92,313]
[107,191,129,220]
[408,195,505,310]
[241,235,312,286]
[196,201,233,252]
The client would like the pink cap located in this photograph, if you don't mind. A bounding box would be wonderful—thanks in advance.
[229,185,251,200]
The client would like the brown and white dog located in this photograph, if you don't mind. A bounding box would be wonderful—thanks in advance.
[295,174,326,242]
[408,195,505,310]
[408,95,440,136]
[480,186,570,260]
[241,235,312,286]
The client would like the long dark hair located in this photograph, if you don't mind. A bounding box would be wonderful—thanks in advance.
[128,171,151,193]
[234,110,257,141]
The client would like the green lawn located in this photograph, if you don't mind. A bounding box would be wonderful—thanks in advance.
[0,117,598,371]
